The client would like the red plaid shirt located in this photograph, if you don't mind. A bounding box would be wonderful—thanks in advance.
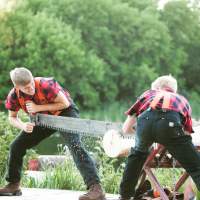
[126,89,193,133]
[5,77,71,114]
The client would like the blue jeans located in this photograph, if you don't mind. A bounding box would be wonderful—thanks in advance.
[120,109,200,198]
[6,106,100,188]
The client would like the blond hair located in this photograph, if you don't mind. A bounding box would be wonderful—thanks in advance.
[151,75,178,93]
[10,67,33,86]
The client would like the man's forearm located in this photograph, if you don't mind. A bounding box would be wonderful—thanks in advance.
[36,102,69,112]
[122,115,137,134]
[9,117,25,130]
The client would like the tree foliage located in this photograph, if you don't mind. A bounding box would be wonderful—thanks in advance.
[0,0,199,112]
[160,1,200,93]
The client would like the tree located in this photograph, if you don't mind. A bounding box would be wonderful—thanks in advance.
[160,0,200,92]
[36,0,173,99]
[0,11,106,108]
[1,0,200,110]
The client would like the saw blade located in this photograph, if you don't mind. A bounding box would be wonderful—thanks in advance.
[31,113,123,137]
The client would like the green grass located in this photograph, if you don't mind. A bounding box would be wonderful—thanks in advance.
[22,161,86,191]
[154,168,185,191]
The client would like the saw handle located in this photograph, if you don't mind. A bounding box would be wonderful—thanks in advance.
[29,114,37,124]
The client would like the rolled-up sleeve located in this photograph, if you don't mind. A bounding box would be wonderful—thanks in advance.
[125,100,141,116]
[125,90,150,116]
[5,89,20,111]
[184,115,194,133]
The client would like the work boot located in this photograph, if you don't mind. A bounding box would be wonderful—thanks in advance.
[0,182,22,196]
[79,183,105,200]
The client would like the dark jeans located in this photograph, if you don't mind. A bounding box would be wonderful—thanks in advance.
[6,106,100,188]
[120,108,200,198]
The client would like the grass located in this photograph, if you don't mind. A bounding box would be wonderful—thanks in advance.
[22,160,86,191]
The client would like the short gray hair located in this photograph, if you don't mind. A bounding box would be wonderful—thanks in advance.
[10,67,33,86]
[151,75,178,93]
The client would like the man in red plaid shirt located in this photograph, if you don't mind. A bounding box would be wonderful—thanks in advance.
[118,75,200,200]
[0,67,105,200]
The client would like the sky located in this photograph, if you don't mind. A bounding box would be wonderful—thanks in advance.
[0,0,15,11]
[158,0,170,9]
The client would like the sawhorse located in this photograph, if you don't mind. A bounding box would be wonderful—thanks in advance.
[136,144,200,200]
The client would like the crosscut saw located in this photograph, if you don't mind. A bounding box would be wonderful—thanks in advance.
[30,113,123,137]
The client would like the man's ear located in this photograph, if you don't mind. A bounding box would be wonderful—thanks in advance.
[14,84,19,89]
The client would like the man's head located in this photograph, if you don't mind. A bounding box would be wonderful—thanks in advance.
[151,75,178,93]
[10,67,35,95]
